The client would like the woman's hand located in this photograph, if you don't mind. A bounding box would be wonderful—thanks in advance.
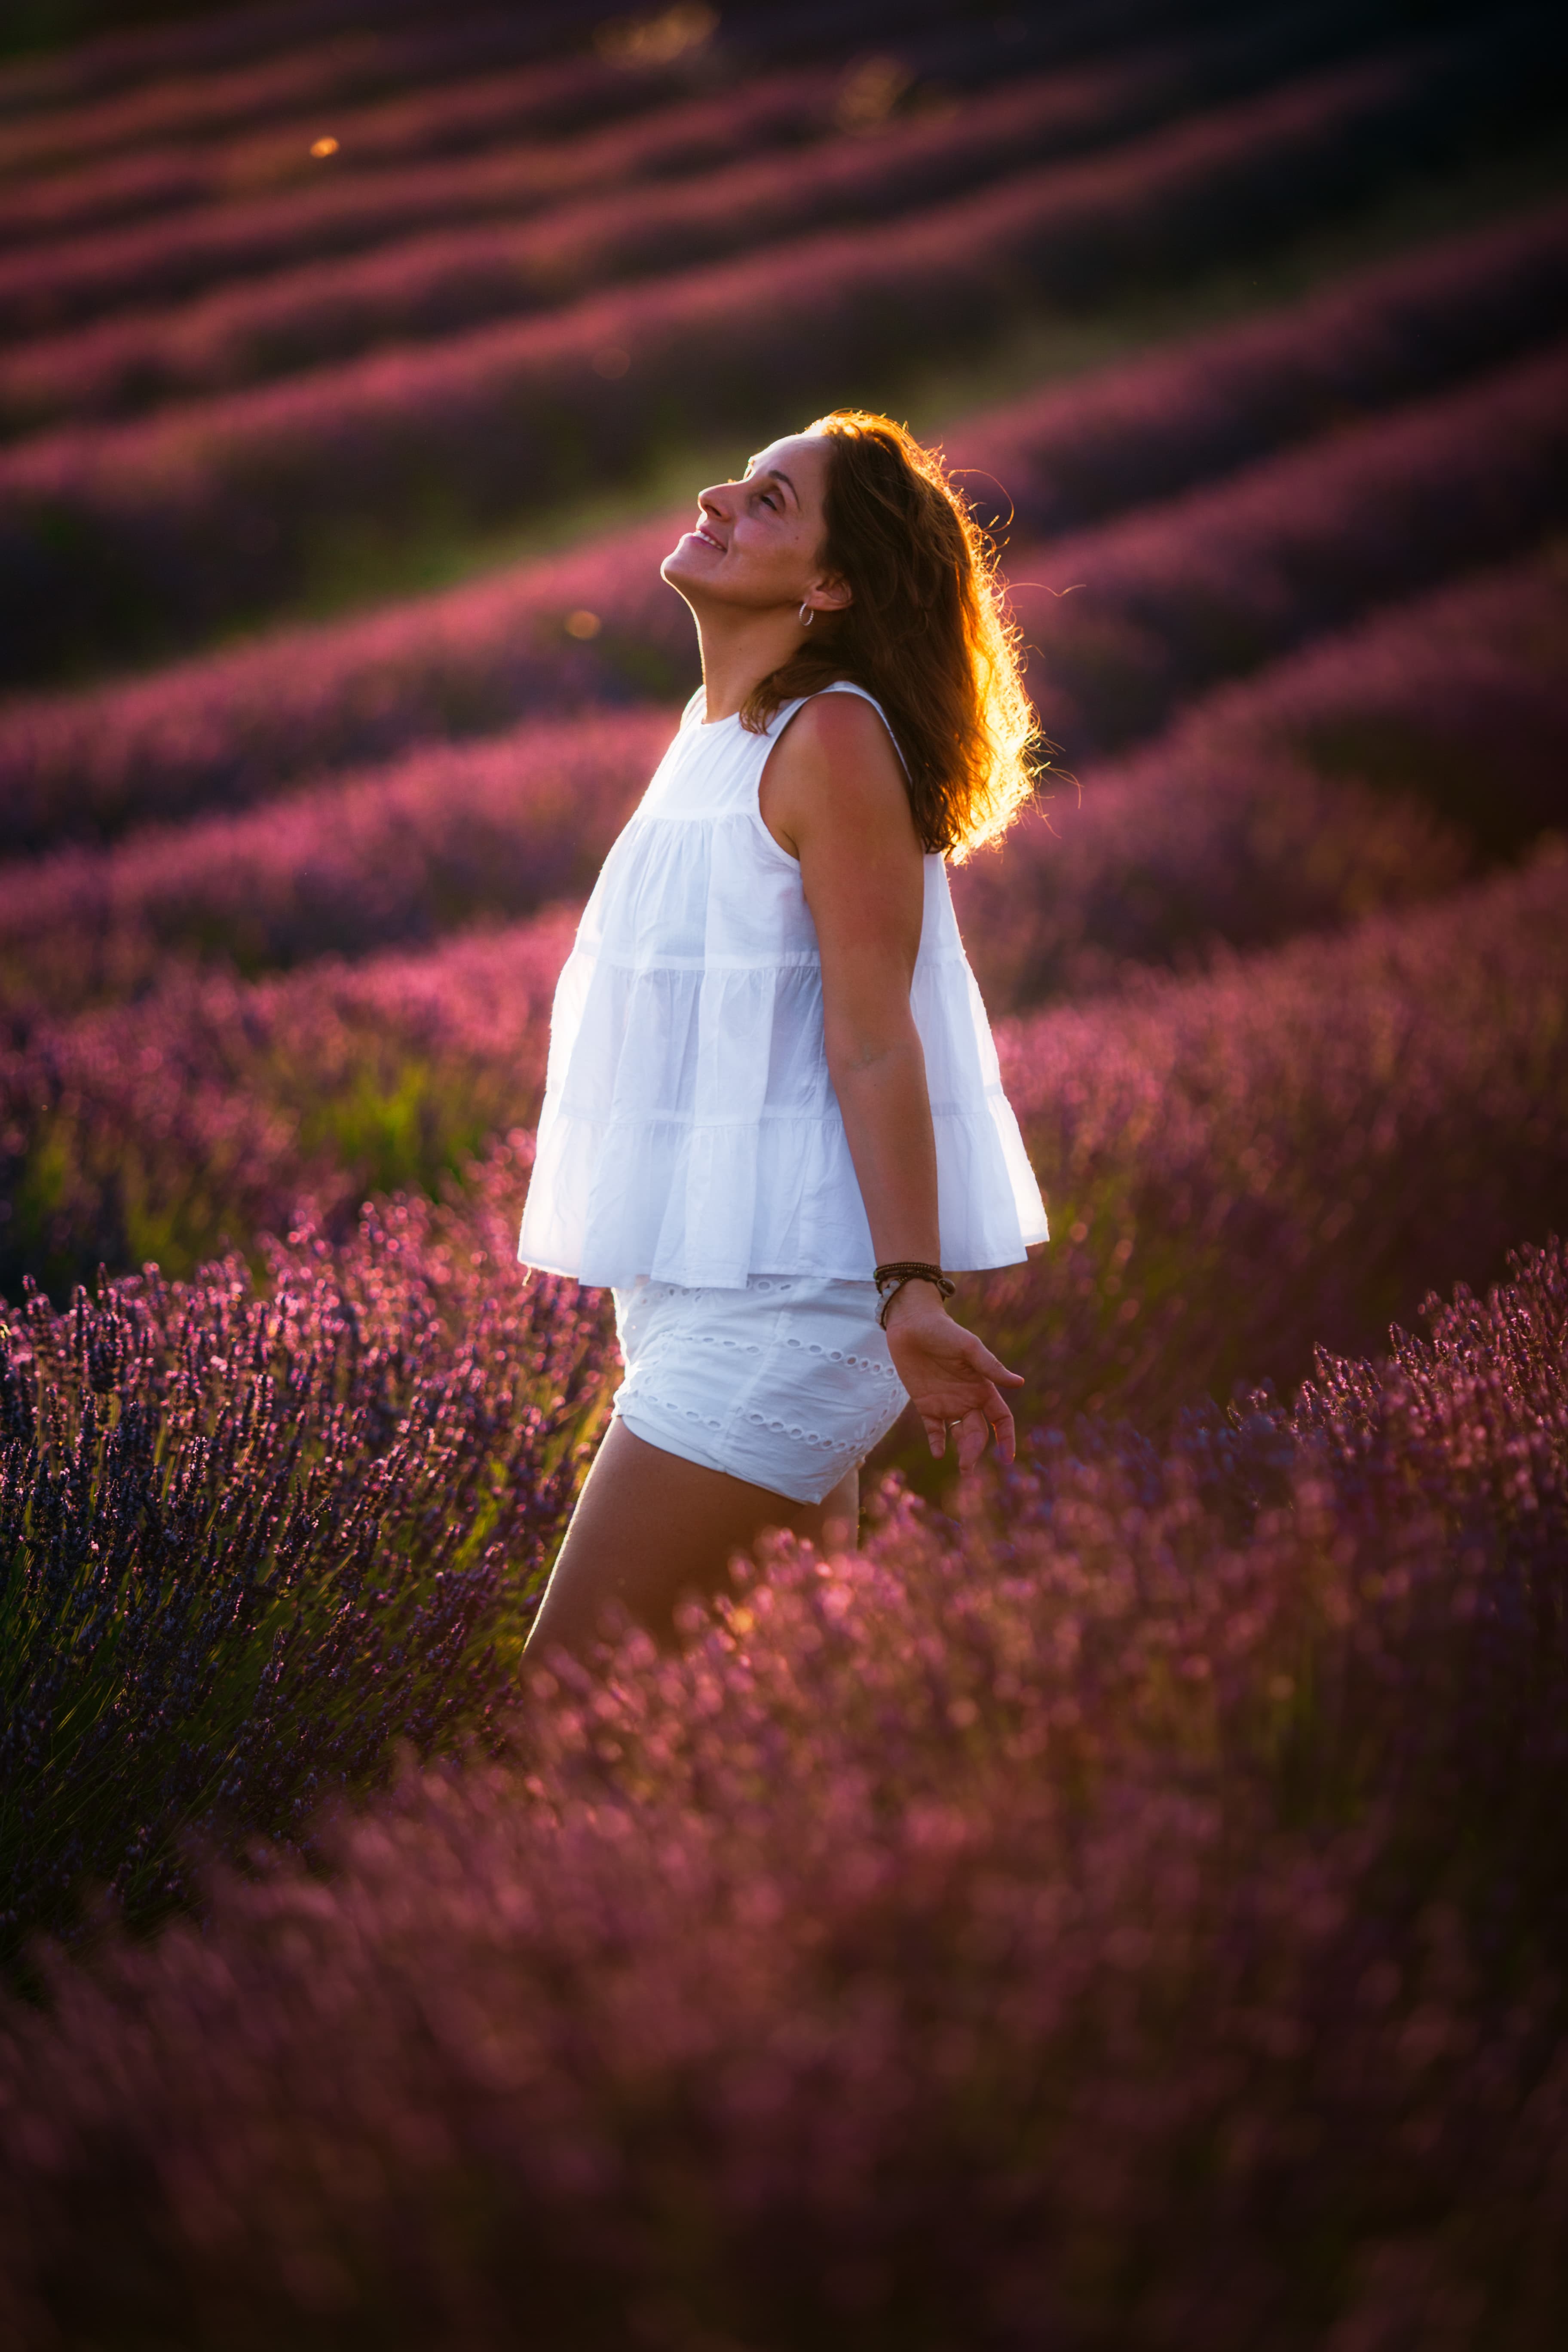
[882,1281,1024,1469]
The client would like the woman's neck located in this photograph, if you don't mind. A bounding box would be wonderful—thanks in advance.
[693,604,810,723]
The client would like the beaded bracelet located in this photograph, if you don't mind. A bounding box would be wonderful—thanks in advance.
[873,1259,956,1330]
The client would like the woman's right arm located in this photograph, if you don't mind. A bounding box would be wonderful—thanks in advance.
[760,693,1024,1467]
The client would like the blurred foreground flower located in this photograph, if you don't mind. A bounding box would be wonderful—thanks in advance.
[1,1235,1565,2346]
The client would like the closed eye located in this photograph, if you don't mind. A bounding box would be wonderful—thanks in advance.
[741,462,788,513]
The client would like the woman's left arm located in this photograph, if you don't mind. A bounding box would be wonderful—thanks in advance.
[760,694,1023,1469]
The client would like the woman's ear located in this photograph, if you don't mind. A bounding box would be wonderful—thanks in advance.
[812,572,853,615]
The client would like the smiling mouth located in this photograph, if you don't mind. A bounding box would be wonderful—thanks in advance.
[690,525,725,552]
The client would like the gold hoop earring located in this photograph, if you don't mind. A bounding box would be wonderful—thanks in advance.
[798,601,814,627]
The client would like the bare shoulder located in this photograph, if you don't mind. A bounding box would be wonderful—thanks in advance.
[763,689,914,853]
[776,688,902,775]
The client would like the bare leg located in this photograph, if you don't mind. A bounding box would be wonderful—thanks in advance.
[524,1418,859,1666]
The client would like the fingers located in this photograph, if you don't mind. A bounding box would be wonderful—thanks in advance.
[987,1395,1018,1467]
[920,1386,1017,1468]
[956,1387,1016,1472]
[899,1325,1025,1466]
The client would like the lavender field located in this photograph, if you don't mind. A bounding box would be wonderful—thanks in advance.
[1,0,1566,2342]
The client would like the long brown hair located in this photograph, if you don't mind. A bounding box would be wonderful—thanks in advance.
[740,410,1041,859]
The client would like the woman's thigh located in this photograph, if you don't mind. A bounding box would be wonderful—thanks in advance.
[524,1419,857,1664]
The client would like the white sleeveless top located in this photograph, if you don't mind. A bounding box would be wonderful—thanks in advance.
[517,680,1048,1289]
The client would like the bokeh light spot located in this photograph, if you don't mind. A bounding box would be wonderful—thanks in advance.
[835,56,914,133]
[595,4,717,69]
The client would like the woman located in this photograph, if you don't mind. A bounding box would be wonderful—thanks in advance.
[519,410,1047,1660]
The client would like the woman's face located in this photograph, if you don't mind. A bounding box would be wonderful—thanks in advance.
[661,433,848,619]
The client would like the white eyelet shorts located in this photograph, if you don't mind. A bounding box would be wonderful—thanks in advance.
[610,1274,909,1505]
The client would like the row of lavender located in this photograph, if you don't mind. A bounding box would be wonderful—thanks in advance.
[0,0,1321,337]
[1008,335,1568,761]
[0,4,682,189]
[0,1141,611,1970]
[3,548,1561,1029]
[955,548,1568,1007]
[4,192,1564,854]
[0,0,1305,252]
[0,0,715,149]
[0,0,949,224]
[0,0,476,119]
[1,0,1130,201]
[5,20,1559,678]
[0,64,874,335]
[0,34,823,264]
[0,4,1421,436]
[3,1217,1565,2344]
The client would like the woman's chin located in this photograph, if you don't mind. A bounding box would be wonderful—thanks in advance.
[662,551,733,603]
[661,547,705,591]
